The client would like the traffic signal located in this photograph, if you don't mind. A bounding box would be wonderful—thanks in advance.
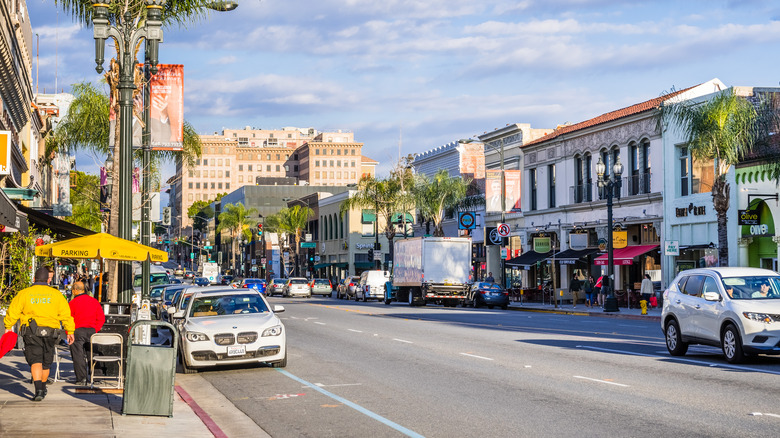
[368,248,374,261]
[162,207,171,226]
[257,223,263,236]
[308,248,314,263]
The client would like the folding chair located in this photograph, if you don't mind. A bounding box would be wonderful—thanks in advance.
[89,333,123,389]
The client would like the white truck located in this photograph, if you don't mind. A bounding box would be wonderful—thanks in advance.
[390,237,472,307]
[201,262,220,285]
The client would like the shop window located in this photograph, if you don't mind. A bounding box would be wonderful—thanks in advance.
[529,168,537,211]
[679,146,714,196]
[548,164,556,208]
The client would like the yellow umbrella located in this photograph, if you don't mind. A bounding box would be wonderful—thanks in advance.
[35,233,168,262]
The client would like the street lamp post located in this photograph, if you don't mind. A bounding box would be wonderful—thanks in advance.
[596,155,624,312]
[258,214,265,280]
[91,0,165,302]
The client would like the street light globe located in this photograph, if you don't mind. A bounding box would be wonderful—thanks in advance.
[613,156,624,177]
[595,157,606,178]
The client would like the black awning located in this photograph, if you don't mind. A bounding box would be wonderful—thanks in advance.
[547,247,600,264]
[506,251,552,267]
[18,204,95,239]
[0,190,27,233]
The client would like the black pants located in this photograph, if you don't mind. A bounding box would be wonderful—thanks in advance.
[69,327,96,382]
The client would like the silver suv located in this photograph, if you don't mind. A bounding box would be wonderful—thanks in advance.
[662,267,780,363]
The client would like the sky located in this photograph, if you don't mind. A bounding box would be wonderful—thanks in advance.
[27,0,780,183]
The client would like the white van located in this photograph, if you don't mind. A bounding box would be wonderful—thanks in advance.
[357,270,390,301]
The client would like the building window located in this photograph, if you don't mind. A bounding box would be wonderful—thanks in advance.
[315,160,319,167]
[330,171,334,179]
[351,149,356,155]
[679,146,713,196]
[188,182,193,189]
[337,171,342,179]
[315,149,320,155]
[330,160,334,167]
[276,165,281,172]
[351,161,355,167]
[239,164,243,171]
[337,161,341,167]
[218,159,223,166]
[239,175,244,183]
[203,159,208,165]
[218,182,223,189]
[315,171,320,178]
[226,183,230,190]
[267,165,271,172]
[276,154,280,160]
[226,159,230,166]
[210,170,215,178]
[218,171,223,178]
[337,149,341,155]
[293,165,299,172]
[188,193,193,201]
[529,168,537,211]
[225,171,230,177]
[211,182,216,189]
[548,164,556,208]
[188,171,193,178]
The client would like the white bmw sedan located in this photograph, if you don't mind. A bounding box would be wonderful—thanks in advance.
[176,288,287,373]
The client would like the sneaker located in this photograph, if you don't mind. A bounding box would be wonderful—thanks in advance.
[32,390,45,402]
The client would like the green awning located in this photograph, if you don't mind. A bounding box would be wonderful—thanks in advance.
[312,263,331,269]
[391,212,414,223]
[362,209,376,223]
[332,262,348,268]
[354,261,375,269]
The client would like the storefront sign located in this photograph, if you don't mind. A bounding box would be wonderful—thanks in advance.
[676,203,706,217]
[738,209,759,226]
[664,240,680,256]
[598,238,607,252]
[533,237,551,253]
[0,131,10,175]
[749,223,770,236]
[569,233,588,250]
[613,231,627,249]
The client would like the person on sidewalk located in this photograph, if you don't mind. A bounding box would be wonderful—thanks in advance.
[640,274,654,306]
[584,276,594,307]
[3,266,75,402]
[485,272,495,283]
[570,275,581,308]
[68,281,105,386]
[595,275,605,308]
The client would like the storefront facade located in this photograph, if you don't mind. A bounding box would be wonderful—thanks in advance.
[735,163,780,271]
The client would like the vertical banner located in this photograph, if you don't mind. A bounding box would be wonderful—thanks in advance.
[485,169,502,212]
[504,169,522,213]
[485,169,522,213]
[52,153,72,216]
[458,142,486,192]
[0,131,10,175]
[150,64,184,150]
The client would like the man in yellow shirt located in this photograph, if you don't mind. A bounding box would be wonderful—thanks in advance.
[4,266,75,401]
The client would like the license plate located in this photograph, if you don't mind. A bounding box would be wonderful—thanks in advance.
[490,292,499,296]
[227,345,246,357]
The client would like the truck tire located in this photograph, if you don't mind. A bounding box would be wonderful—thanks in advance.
[384,298,391,305]
[408,289,415,306]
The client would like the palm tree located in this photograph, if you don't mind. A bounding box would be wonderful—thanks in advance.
[658,88,765,266]
[340,175,408,268]
[265,206,313,276]
[413,170,474,237]
[217,202,258,275]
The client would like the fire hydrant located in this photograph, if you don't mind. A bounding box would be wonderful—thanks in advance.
[640,299,648,315]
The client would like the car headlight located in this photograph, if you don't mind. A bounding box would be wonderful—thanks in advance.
[743,312,775,323]
[186,331,210,342]
[262,325,283,337]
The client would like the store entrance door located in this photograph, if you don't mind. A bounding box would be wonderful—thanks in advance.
[760,258,777,272]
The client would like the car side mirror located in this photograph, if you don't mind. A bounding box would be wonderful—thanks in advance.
[174,310,186,319]
[166,307,176,315]
[273,305,285,313]
[703,292,721,302]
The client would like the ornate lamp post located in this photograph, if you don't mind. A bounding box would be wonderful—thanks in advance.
[91,0,165,302]
[596,155,624,312]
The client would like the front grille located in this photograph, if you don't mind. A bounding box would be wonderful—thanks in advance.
[214,333,235,346]
[237,332,258,344]
[191,346,281,361]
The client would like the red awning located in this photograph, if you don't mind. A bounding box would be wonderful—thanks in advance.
[594,244,659,266]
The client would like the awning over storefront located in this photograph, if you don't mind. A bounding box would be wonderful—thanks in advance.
[547,248,600,265]
[0,189,27,234]
[594,244,659,266]
[18,204,94,239]
[332,262,348,269]
[312,263,330,269]
[506,251,552,267]
[354,261,375,269]
[391,212,414,223]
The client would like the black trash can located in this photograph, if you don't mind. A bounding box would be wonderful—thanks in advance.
[122,320,178,417]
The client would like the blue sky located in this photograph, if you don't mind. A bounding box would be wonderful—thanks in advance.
[28,0,780,182]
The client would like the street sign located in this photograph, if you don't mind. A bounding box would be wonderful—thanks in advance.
[260,257,267,264]
[314,255,321,262]
[301,242,316,248]
[305,233,312,242]
[496,223,511,237]
[251,266,258,272]
[373,251,383,261]
[458,212,476,230]
[204,245,213,250]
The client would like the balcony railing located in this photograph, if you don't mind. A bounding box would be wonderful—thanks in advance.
[569,172,653,205]
[626,172,652,196]
[570,183,593,204]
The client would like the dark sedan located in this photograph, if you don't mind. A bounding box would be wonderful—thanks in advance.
[240,278,267,294]
[193,277,210,287]
[466,282,509,309]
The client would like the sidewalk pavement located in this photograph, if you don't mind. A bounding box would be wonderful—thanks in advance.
[506,299,662,322]
[0,347,270,438]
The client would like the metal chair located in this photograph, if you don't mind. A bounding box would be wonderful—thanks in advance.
[89,333,123,389]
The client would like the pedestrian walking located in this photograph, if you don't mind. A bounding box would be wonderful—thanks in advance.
[595,275,605,307]
[640,274,654,304]
[570,275,581,308]
[3,266,75,401]
[485,272,495,283]
[68,281,105,386]
[584,276,594,307]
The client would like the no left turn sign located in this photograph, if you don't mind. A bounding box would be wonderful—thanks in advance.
[497,223,511,237]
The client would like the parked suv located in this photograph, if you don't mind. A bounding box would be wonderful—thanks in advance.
[338,276,362,300]
[357,270,390,301]
[661,267,780,363]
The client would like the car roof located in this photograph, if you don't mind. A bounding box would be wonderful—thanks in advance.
[190,287,262,299]
[288,277,307,280]
[677,267,780,278]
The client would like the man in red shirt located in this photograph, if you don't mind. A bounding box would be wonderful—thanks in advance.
[68,281,105,386]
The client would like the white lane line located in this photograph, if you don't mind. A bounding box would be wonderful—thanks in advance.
[751,412,780,418]
[393,338,413,344]
[574,376,629,387]
[460,352,494,361]
[348,329,363,333]
[314,322,326,325]
[313,383,363,388]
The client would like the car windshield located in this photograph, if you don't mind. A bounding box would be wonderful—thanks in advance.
[722,276,780,300]
[133,273,170,287]
[150,288,165,299]
[244,279,263,284]
[189,294,269,317]
[272,279,285,285]
[476,282,503,290]
[164,288,180,301]
[289,279,307,285]
[314,279,329,284]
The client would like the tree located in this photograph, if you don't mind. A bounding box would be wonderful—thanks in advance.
[217,202,257,274]
[265,206,313,276]
[67,171,103,232]
[658,88,770,266]
[413,170,474,237]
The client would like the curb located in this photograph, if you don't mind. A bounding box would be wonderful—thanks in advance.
[506,304,662,322]
[175,385,229,438]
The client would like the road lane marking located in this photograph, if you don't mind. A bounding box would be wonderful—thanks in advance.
[313,383,363,388]
[314,322,326,325]
[751,412,780,418]
[581,345,780,376]
[460,352,494,361]
[574,375,629,387]
[348,329,363,333]
[393,338,413,344]
[276,369,424,438]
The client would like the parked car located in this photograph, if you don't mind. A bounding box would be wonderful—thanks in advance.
[283,277,311,298]
[662,267,780,363]
[175,288,287,373]
[220,275,234,285]
[184,271,196,279]
[240,278,267,294]
[193,277,210,287]
[268,278,287,296]
[174,267,185,277]
[132,272,171,294]
[153,284,189,320]
[357,270,390,301]
[310,278,333,297]
[337,276,361,300]
[466,282,509,309]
